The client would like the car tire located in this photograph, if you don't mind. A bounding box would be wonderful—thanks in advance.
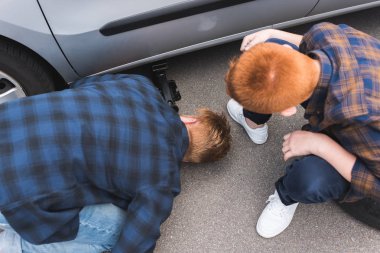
[0,37,66,104]
[337,198,380,230]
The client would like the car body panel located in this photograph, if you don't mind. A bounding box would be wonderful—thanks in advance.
[273,1,380,30]
[0,1,78,82]
[309,0,379,15]
[1,1,380,83]
[38,0,317,78]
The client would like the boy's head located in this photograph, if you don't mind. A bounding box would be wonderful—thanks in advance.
[225,43,319,114]
[181,108,231,163]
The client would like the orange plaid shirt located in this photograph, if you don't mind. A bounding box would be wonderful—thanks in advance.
[300,22,380,202]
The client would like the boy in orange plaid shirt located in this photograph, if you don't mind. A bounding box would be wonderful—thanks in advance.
[225,22,380,238]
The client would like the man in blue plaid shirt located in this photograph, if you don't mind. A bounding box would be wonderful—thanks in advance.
[0,74,231,253]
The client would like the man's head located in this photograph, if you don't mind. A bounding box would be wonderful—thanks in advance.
[225,43,320,114]
[181,108,231,163]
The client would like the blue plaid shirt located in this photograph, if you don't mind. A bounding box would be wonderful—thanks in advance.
[0,74,189,252]
[300,23,380,202]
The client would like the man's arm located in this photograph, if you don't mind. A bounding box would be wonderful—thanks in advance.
[112,187,174,253]
[241,29,303,51]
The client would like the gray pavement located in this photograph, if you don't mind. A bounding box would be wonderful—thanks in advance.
[154,7,380,253]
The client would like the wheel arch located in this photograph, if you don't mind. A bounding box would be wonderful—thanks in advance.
[0,35,68,91]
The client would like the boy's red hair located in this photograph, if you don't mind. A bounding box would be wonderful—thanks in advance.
[225,43,317,114]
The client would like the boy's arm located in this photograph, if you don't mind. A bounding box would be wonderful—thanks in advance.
[283,130,380,201]
[241,29,303,51]
[311,133,355,182]
[282,130,355,182]
[112,187,174,253]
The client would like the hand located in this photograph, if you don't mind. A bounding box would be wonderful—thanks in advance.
[240,29,276,51]
[282,130,322,161]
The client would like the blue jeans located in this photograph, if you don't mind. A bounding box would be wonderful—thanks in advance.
[0,203,126,253]
[276,155,350,205]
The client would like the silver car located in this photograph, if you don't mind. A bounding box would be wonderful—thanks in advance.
[1,0,380,103]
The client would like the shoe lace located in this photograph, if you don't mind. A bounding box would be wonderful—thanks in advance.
[266,194,288,217]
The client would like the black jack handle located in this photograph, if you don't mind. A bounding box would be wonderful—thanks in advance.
[152,63,181,112]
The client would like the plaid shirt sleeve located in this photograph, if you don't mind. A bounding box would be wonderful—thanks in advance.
[345,121,380,202]
[351,158,380,201]
[112,187,174,253]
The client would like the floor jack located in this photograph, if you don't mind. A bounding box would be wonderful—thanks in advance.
[152,63,181,112]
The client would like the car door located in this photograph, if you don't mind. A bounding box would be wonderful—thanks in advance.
[308,0,380,15]
[38,0,318,79]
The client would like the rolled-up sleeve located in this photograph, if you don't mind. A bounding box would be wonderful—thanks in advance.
[344,158,380,202]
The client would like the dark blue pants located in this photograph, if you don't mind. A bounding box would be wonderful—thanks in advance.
[275,155,350,205]
[243,110,271,125]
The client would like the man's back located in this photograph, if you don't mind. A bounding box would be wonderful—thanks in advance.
[0,74,188,245]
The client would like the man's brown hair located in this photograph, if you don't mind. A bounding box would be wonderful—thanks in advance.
[225,43,317,114]
[184,108,231,163]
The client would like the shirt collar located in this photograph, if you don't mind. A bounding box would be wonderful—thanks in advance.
[181,121,190,159]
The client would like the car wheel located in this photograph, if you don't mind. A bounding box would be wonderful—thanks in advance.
[337,198,380,230]
[0,37,66,104]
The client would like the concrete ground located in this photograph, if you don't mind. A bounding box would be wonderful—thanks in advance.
[152,7,380,253]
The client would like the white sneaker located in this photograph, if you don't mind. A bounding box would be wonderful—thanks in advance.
[0,229,22,253]
[226,99,268,144]
[256,190,299,238]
